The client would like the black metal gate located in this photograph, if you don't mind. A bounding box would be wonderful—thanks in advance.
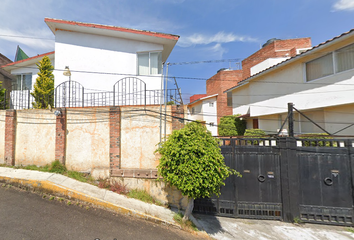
[194,138,283,220]
[296,139,353,225]
[194,137,354,226]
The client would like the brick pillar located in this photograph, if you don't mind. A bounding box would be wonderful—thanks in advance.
[171,105,185,131]
[110,107,121,175]
[55,108,67,165]
[5,110,16,166]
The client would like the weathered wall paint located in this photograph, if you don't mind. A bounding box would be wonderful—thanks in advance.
[15,110,56,166]
[120,106,172,169]
[66,108,110,179]
[0,111,5,164]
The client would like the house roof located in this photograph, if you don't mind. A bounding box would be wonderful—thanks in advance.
[0,53,14,79]
[188,94,218,106]
[224,28,354,93]
[44,18,180,62]
[2,51,55,71]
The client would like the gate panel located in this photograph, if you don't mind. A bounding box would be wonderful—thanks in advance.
[194,138,282,220]
[235,152,282,220]
[297,140,354,225]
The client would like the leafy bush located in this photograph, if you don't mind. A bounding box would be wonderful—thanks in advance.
[244,129,266,145]
[49,160,67,174]
[298,133,333,147]
[244,129,266,137]
[219,115,246,136]
[156,122,240,221]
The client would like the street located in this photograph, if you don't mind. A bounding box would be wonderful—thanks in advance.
[0,186,205,240]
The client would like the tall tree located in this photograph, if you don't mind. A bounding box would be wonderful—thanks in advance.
[31,56,54,109]
[156,122,240,222]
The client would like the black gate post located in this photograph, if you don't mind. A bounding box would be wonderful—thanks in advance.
[280,137,299,222]
[346,139,354,216]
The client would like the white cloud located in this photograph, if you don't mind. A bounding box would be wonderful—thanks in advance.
[333,0,354,11]
[0,28,54,52]
[209,43,228,59]
[177,32,257,47]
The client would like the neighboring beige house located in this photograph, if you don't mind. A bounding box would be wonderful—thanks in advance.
[187,94,218,136]
[225,28,354,136]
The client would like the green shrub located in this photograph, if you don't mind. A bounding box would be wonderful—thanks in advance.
[219,114,246,136]
[299,133,333,147]
[244,129,266,137]
[49,160,67,174]
[244,129,266,145]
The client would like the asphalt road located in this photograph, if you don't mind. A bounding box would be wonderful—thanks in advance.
[0,186,205,240]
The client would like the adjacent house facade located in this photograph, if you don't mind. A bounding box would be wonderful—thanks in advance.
[0,53,15,93]
[225,29,354,136]
[187,94,218,135]
[2,18,179,108]
[188,38,311,135]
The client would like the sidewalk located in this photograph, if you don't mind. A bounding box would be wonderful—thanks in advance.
[1,167,353,240]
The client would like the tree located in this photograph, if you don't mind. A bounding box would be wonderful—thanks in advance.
[156,122,239,222]
[219,115,246,136]
[31,56,54,109]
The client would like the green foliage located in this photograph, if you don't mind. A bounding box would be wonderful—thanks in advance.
[299,133,333,147]
[173,212,198,231]
[31,56,54,109]
[244,129,266,145]
[0,82,7,109]
[244,129,266,137]
[157,122,239,199]
[166,101,175,105]
[219,115,246,136]
[127,189,162,205]
[49,160,67,174]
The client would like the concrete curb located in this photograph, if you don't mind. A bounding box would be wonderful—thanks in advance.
[0,175,181,229]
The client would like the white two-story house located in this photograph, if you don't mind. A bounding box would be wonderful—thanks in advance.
[2,18,179,108]
[225,28,354,136]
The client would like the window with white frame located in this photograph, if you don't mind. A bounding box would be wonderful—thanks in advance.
[306,53,334,81]
[306,42,354,82]
[137,52,162,75]
[14,73,32,90]
[335,43,354,73]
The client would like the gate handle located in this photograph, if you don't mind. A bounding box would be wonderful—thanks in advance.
[258,175,266,183]
[324,177,333,186]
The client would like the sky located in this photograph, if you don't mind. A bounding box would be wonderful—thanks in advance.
[1,0,354,103]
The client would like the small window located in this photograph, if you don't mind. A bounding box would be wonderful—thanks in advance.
[227,92,232,107]
[306,53,334,81]
[14,73,32,90]
[137,52,162,75]
[209,102,214,107]
[335,43,354,73]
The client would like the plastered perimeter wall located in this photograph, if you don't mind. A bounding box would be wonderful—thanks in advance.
[66,108,110,179]
[120,106,172,169]
[15,110,56,166]
[0,111,5,164]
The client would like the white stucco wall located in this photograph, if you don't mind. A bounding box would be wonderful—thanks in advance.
[250,57,289,76]
[15,110,56,166]
[66,108,110,178]
[54,30,163,94]
[120,105,171,169]
[202,97,218,136]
